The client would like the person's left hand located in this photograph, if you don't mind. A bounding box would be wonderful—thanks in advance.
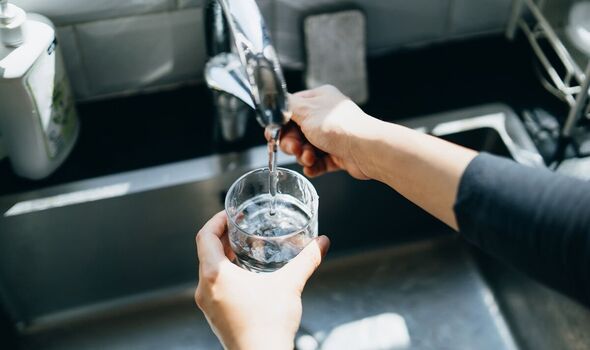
[195,211,330,350]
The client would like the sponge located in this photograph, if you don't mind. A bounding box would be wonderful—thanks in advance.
[303,9,368,104]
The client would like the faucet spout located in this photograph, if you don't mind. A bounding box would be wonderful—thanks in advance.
[204,0,291,130]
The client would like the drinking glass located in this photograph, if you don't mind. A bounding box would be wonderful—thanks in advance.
[225,167,319,272]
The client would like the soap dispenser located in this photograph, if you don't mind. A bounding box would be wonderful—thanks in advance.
[0,0,79,180]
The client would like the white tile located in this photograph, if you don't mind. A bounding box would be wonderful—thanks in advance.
[55,26,90,99]
[450,0,513,35]
[181,0,274,35]
[275,0,451,67]
[166,9,208,82]
[257,0,275,48]
[274,0,335,68]
[362,0,451,51]
[12,0,176,25]
[260,2,274,26]
[76,9,206,98]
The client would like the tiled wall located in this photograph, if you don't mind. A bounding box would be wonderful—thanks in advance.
[11,0,513,101]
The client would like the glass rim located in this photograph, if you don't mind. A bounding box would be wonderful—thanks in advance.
[224,167,319,240]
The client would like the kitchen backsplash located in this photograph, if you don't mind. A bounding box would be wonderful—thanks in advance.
[12,0,512,101]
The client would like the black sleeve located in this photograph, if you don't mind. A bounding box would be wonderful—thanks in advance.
[454,153,590,305]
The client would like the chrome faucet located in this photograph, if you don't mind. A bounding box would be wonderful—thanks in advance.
[204,0,291,141]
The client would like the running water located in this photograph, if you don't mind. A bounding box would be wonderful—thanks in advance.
[267,126,281,216]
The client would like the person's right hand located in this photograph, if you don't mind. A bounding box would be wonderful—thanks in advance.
[274,85,379,179]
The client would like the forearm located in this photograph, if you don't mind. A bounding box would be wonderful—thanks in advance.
[352,117,477,230]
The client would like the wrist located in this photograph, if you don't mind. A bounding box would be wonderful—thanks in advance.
[349,115,389,181]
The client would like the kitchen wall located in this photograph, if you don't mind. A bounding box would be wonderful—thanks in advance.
[12,0,513,101]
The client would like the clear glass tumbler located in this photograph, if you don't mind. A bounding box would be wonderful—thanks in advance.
[225,167,319,272]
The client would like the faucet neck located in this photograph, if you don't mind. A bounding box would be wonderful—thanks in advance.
[205,0,230,57]
[204,0,291,129]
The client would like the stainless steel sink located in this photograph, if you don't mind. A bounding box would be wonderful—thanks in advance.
[1,104,589,349]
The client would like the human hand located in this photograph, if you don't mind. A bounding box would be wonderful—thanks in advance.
[195,211,331,350]
[270,85,379,179]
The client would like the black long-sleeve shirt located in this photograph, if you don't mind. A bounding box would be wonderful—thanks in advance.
[454,153,590,305]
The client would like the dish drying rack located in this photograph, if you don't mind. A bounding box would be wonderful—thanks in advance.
[507,0,590,143]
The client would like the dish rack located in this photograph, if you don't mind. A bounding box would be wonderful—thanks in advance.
[507,0,590,141]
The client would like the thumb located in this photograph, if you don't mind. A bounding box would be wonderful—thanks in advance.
[278,236,330,291]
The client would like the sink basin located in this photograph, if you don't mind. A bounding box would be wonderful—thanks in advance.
[1,104,588,349]
[20,238,517,350]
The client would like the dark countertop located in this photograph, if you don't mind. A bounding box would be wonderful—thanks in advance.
[0,35,566,196]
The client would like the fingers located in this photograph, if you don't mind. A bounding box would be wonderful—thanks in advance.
[280,122,303,156]
[303,155,342,178]
[279,122,317,168]
[196,211,230,266]
[303,161,326,178]
[200,211,228,238]
[220,229,237,262]
[278,236,330,292]
[300,143,316,167]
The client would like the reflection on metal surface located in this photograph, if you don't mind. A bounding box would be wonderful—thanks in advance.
[299,238,519,350]
[205,53,255,109]
[4,183,130,217]
[18,238,520,349]
[320,313,410,350]
[1,147,295,218]
[295,327,321,350]
[479,279,517,350]
[430,113,545,167]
